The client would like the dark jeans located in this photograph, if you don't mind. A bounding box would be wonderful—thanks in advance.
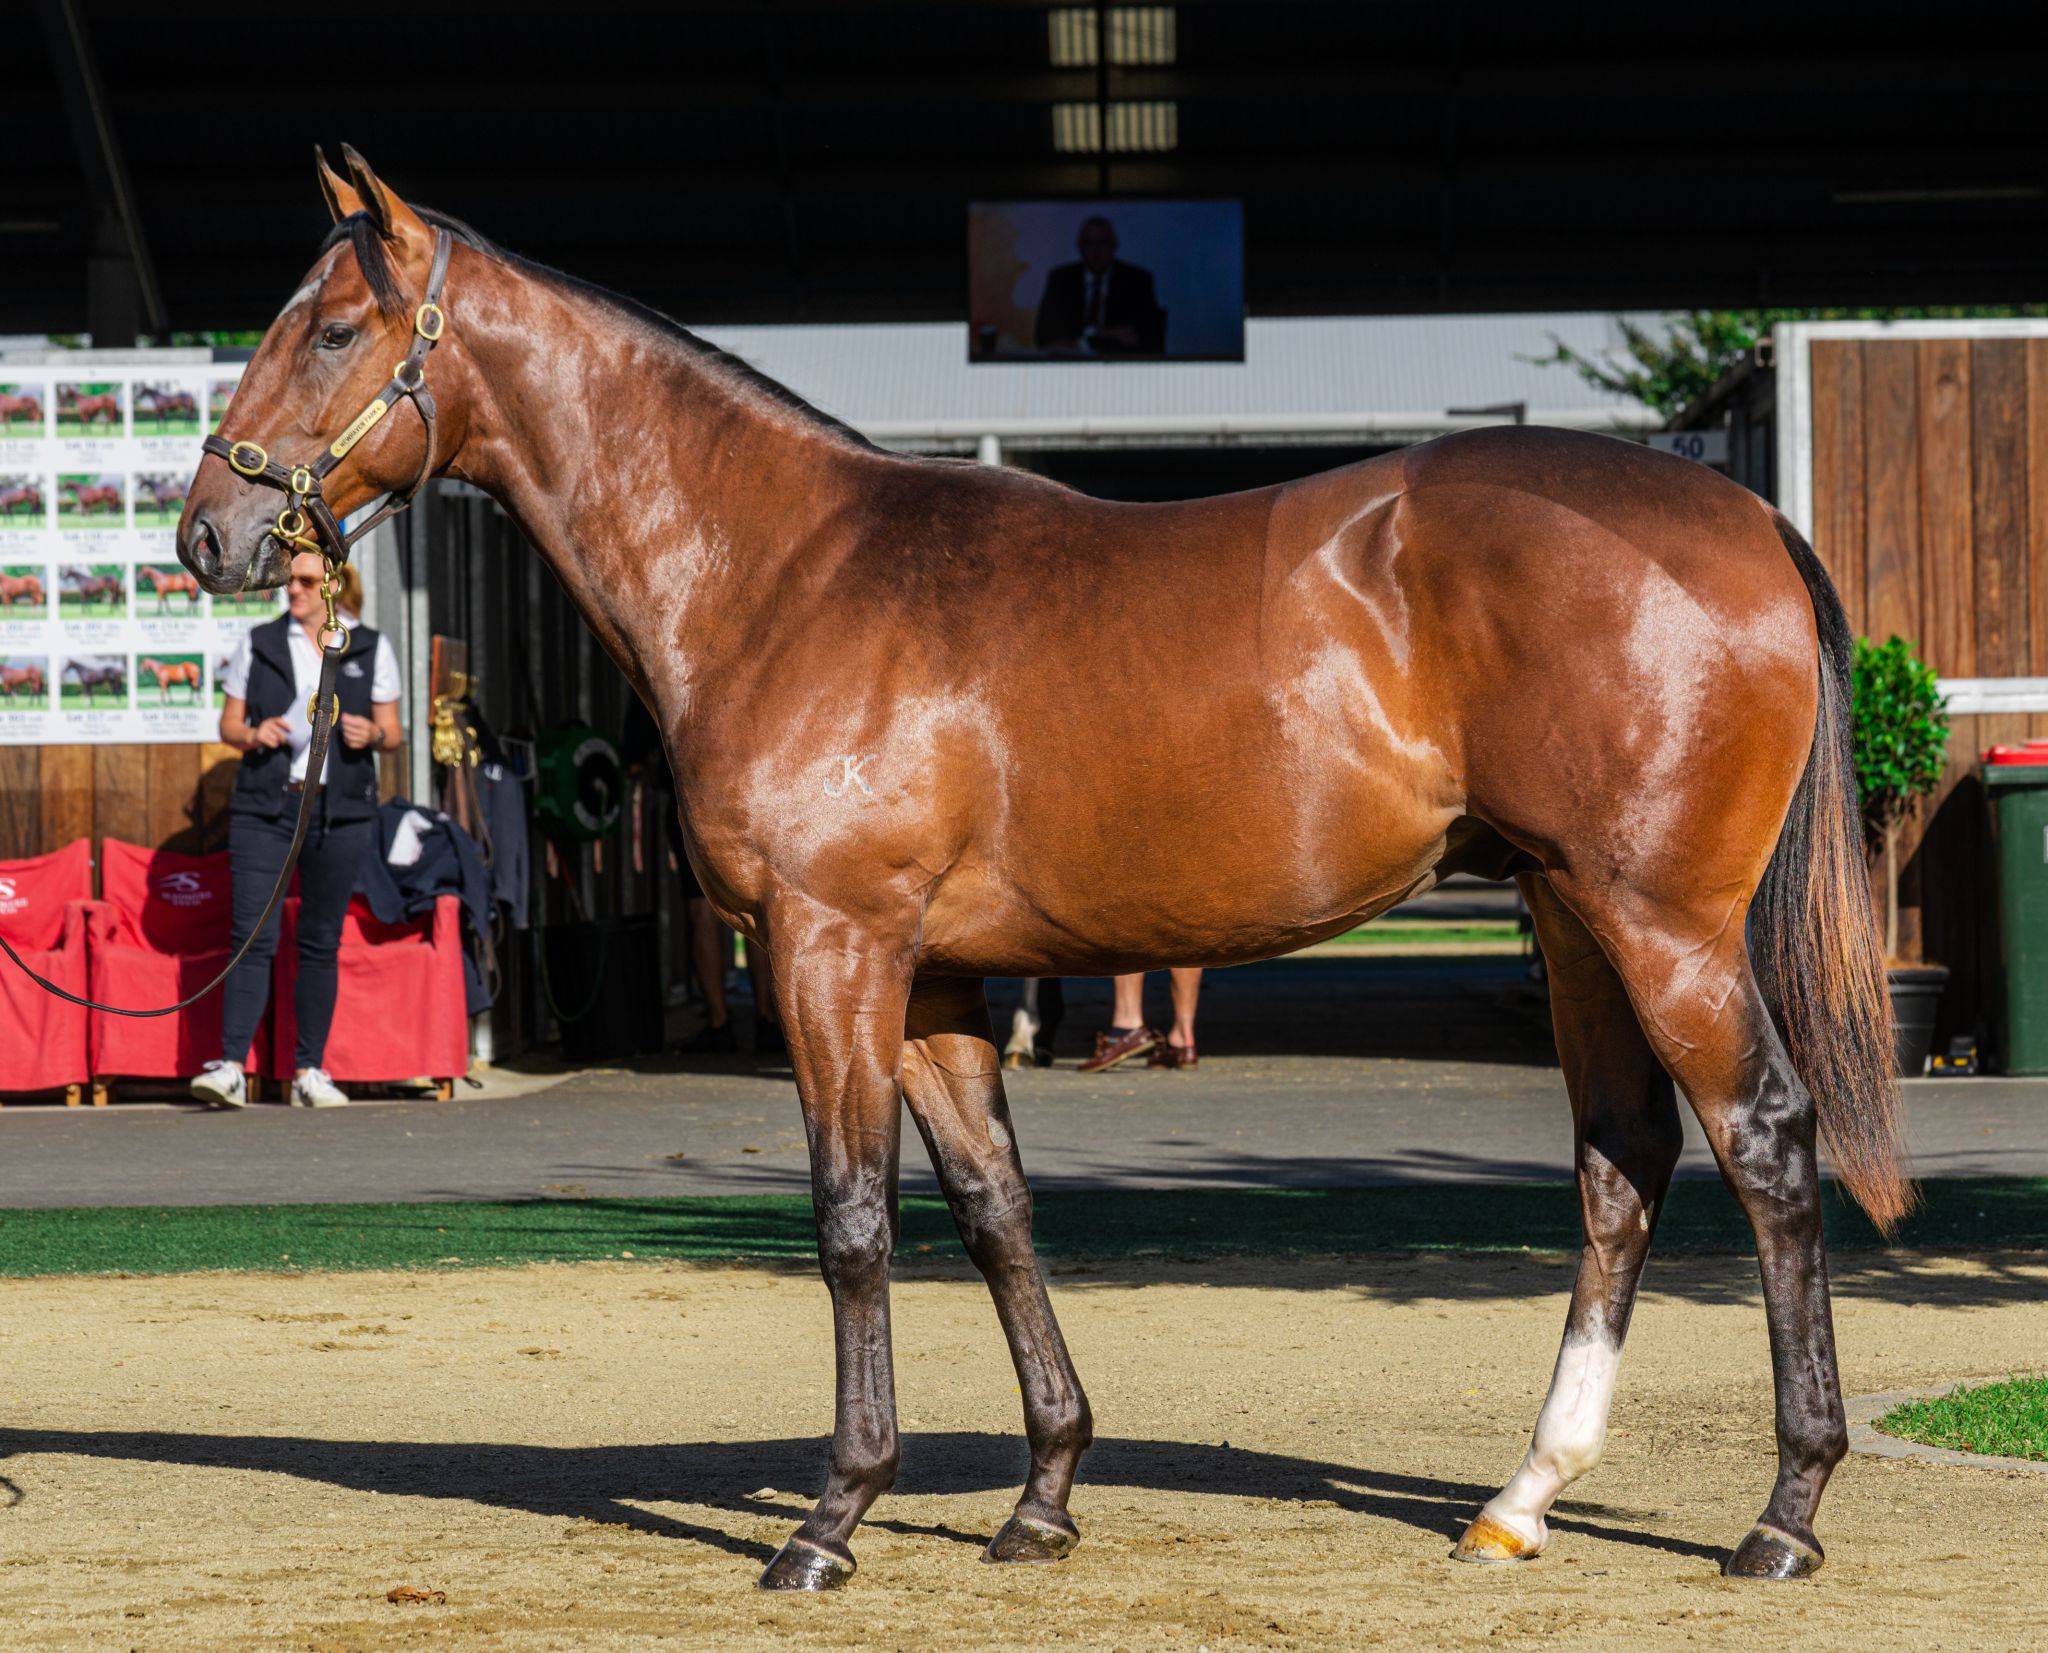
[221,810,374,1070]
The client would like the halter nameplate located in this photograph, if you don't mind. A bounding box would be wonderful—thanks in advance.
[329,397,391,460]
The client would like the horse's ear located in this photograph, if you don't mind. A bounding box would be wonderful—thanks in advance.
[339,144,430,247]
[314,145,362,224]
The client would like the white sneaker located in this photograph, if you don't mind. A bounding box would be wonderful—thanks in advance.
[190,1059,247,1109]
[290,1067,348,1108]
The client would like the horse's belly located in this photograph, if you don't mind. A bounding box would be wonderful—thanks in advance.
[921,746,1458,976]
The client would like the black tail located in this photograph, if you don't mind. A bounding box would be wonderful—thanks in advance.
[1750,510,1913,1234]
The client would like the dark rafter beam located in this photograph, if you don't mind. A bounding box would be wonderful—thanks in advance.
[37,0,167,338]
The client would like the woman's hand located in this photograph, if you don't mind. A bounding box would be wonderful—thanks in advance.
[251,716,293,750]
[338,712,382,751]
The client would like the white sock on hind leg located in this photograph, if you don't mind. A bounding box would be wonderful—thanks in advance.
[1479,1321,1621,1547]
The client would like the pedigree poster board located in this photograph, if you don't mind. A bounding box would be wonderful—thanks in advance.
[0,350,268,745]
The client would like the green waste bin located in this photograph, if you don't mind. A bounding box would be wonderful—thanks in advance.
[1986,757,2048,1074]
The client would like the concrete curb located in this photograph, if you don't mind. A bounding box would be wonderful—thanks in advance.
[1847,1387,2048,1475]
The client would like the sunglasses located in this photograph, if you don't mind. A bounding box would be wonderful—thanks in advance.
[286,573,324,589]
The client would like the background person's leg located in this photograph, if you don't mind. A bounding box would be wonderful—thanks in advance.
[289,819,374,1071]
[688,898,730,1027]
[1111,973,1145,1031]
[1167,967,1202,1051]
[218,812,294,1065]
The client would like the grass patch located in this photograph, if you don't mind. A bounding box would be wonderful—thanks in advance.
[1324,923,1525,947]
[1,1177,2044,1278]
[1875,1375,2048,1462]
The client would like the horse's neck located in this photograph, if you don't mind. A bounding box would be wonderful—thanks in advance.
[452,263,871,729]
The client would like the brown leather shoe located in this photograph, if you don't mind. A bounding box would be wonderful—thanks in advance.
[1148,1039,1199,1070]
[1077,1026,1157,1072]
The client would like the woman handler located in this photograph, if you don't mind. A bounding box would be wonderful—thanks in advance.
[190,549,403,1108]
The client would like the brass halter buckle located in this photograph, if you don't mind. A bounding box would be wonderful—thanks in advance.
[227,440,268,477]
[414,301,446,342]
[308,691,342,724]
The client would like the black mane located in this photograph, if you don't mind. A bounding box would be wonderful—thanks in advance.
[319,207,870,448]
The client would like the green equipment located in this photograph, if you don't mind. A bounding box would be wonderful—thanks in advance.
[533,725,622,844]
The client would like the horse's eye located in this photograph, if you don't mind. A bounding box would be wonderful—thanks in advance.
[317,323,356,351]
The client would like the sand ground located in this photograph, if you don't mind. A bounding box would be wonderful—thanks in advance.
[0,1251,2042,1650]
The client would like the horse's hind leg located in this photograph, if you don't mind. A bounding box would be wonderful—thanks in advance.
[1548,874,1847,1578]
[901,976,1093,1561]
[1454,874,1682,1563]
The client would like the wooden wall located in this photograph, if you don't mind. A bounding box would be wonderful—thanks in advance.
[0,743,241,869]
[1809,335,2048,1050]
[0,744,407,877]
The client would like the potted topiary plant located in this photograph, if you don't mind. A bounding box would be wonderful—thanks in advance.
[1849,634,1952,1076]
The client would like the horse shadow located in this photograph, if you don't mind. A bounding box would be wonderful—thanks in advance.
[0,1427,1726,1566]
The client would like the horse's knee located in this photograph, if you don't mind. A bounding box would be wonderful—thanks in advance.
[951,1174,1034,1270]
[814,1190,896,1284]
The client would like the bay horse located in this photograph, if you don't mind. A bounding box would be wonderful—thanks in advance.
[177,150,1906,1592]
[0,481,41,518]
[137,564,201,613]
[56,386,121,427]
[62,657,123,706]
[0,662,46,701]
[137,656,201,703]
[59,480,122,518]
[60,566,122,607]
[135,384,199,428]
[0,391,41,428]
[0,572,45,609]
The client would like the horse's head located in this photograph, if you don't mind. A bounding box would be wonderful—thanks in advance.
[179,146,466,595]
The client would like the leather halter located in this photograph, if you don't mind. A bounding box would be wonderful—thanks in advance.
[199,226,453,577]
[0,228,455,1021]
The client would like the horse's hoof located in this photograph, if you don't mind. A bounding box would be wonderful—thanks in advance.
[984,1510,1080,1564]
[1723,1523,1823,1580]
[758,1536,856,1591]
[1451,1512,1545,1564]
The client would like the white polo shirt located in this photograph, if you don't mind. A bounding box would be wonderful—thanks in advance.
[221,616,402,783]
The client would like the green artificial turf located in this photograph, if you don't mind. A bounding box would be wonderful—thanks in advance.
[1,1177,2044,1279]
[1323,923,1525,947]
[1875,1376,2048,1462]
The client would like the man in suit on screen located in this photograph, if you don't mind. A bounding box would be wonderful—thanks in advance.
[1034,215,1166,356]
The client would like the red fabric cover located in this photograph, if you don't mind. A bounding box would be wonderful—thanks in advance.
[268,894,467,1082]
[0,840,93,1091]
[0,840,91,949]
[86,841,270,1080]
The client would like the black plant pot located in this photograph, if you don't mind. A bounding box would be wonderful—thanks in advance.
[1886,965,1949,1078]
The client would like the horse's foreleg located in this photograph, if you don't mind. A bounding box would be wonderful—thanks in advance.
[757,913,913,1592]
[1454,876,1681,1563]
[902,976,1092,1562]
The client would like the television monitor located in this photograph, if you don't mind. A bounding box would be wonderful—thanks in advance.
[968,200,1244,362]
